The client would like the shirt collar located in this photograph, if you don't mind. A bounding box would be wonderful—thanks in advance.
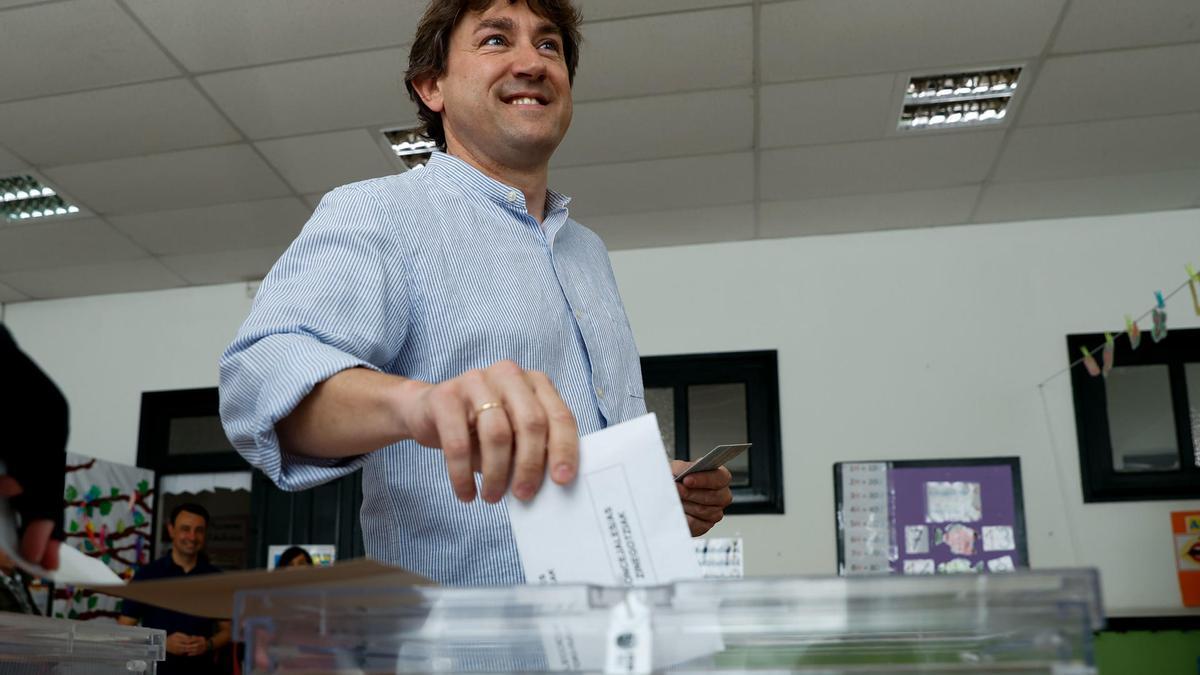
[424,151,571,215]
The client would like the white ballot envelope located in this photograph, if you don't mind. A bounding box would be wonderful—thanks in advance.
[506,413,702,587]
[506,413,723,672]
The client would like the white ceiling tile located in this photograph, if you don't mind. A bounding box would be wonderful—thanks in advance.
[123,0,424,72]
[759,74,897,149]
[760,0,1064,83]
[0,0,47,7]
[0,80,241,167]
[552,89,754,168]
[573,8,752,101]
[0,0,179,103]
[1020,44,1200,127]
[109,197,309,255]
[0,279,29,303]
[0,258,184,300]
[760,186,980,238]
[0,145,28,174]
[0,218,147,273]
[197,49,415,139]
[994,113,1200,182]
[44,145,292,215]
[760,131,1004,201]
[158,245,288,285]
[587,204,755,250]
[1053,0,1200,53]
[576,0,747,22]
[302,193,324,210]
[553,152,754,219]
[974,171,1200,223]
[256,130,397,194]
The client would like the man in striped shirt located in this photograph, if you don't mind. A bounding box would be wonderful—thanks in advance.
[219,0,733,585]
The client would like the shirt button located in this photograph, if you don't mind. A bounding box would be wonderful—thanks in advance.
[596,386,605,399]
[506,190,519,203]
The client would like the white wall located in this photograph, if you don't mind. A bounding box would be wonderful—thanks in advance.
[4,208,1199,611]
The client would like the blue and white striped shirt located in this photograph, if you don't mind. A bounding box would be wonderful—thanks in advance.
[219,152,647,585]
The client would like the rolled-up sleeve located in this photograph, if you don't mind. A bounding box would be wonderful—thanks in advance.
[219,186,409,491]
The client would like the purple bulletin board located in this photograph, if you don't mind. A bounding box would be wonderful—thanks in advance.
[834,458,1028,576]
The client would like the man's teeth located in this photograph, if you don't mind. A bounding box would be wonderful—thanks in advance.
[510,97,541,105]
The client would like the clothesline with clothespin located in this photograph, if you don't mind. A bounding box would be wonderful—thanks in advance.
[1035,264,1200,389]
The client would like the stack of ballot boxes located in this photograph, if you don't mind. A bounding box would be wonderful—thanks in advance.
[233,568,1102,674]
[0,610,165,673]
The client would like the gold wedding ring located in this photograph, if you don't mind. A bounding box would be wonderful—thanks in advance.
[474,401,504,417]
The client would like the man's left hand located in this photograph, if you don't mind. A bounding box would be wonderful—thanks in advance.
[670,461,732,536]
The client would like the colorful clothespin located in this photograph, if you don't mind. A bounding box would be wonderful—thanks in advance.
[1188,264,1200,316]
[1080,346,1101,377]
[1152,291,1168,343]
[1125,315,1141,350]
[1101,332,1115,377]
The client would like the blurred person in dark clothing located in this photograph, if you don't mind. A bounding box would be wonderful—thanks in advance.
[119,503,231,674]
[0,324,66,572]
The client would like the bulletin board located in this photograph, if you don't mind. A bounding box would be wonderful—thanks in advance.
[834,458,1028,576]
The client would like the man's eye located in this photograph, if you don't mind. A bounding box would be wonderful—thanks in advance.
[539,40,562,52]
[483,35,506,46]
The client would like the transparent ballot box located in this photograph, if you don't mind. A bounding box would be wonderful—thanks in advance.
[234,569,1102,674]
[0,611,165,673]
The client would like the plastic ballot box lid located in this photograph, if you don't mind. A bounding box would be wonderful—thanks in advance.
[0,610,165,673]
[233,567,1102,674]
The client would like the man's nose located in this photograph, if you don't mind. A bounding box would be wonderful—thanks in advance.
[510,42,547,79]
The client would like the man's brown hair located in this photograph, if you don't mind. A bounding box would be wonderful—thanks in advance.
[404,0,583,150]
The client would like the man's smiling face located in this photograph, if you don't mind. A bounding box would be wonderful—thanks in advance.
[423,1,573,170]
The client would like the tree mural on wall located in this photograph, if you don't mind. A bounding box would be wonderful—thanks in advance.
[53,453,155,621]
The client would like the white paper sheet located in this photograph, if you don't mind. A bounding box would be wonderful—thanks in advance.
[505,414,720,672]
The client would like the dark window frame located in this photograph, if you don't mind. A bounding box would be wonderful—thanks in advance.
[1066,329,1200,502]
[136,388,364,568]
[641,350,784,515]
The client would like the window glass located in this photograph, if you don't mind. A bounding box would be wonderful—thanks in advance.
[687,383,750,486]
[644,387,676,459]
[1105,365,1179,472]
[167,415,236,456]
[1186,363,1200,468]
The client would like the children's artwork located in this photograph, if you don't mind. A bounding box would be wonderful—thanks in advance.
[53,453,155,621]
[1173,510,1200,607]
[835,458,1027,577]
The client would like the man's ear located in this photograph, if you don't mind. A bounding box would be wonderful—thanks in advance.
[411,74,445,113]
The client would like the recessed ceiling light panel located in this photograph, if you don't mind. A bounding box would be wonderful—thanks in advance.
[382,127,436,170]
[1,175,80,221]
[899,66,1022,131]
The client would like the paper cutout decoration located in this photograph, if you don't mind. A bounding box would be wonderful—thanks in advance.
[1101,332,1115,378]
[1151,292,1168,343]
[1189,265,1200,316]
[1080,346,1101,377]
[935,524,978,556]
[1125,315,1141,350]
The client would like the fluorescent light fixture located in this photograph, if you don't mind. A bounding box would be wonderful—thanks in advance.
[0,175,80,222]
[382,127,436,170]
[899,66,1021,131]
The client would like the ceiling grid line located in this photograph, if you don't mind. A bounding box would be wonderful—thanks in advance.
[751,0,763,239]
[964,0,1078,224]
[106,0,307,212]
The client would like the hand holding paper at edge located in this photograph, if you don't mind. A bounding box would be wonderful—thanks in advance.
[0,494,123,586]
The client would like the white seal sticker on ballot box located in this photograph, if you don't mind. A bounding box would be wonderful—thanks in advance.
[605,591,652,675]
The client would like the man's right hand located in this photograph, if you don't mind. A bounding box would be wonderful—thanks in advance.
[165,633,206,657]
[398,360,579,504]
